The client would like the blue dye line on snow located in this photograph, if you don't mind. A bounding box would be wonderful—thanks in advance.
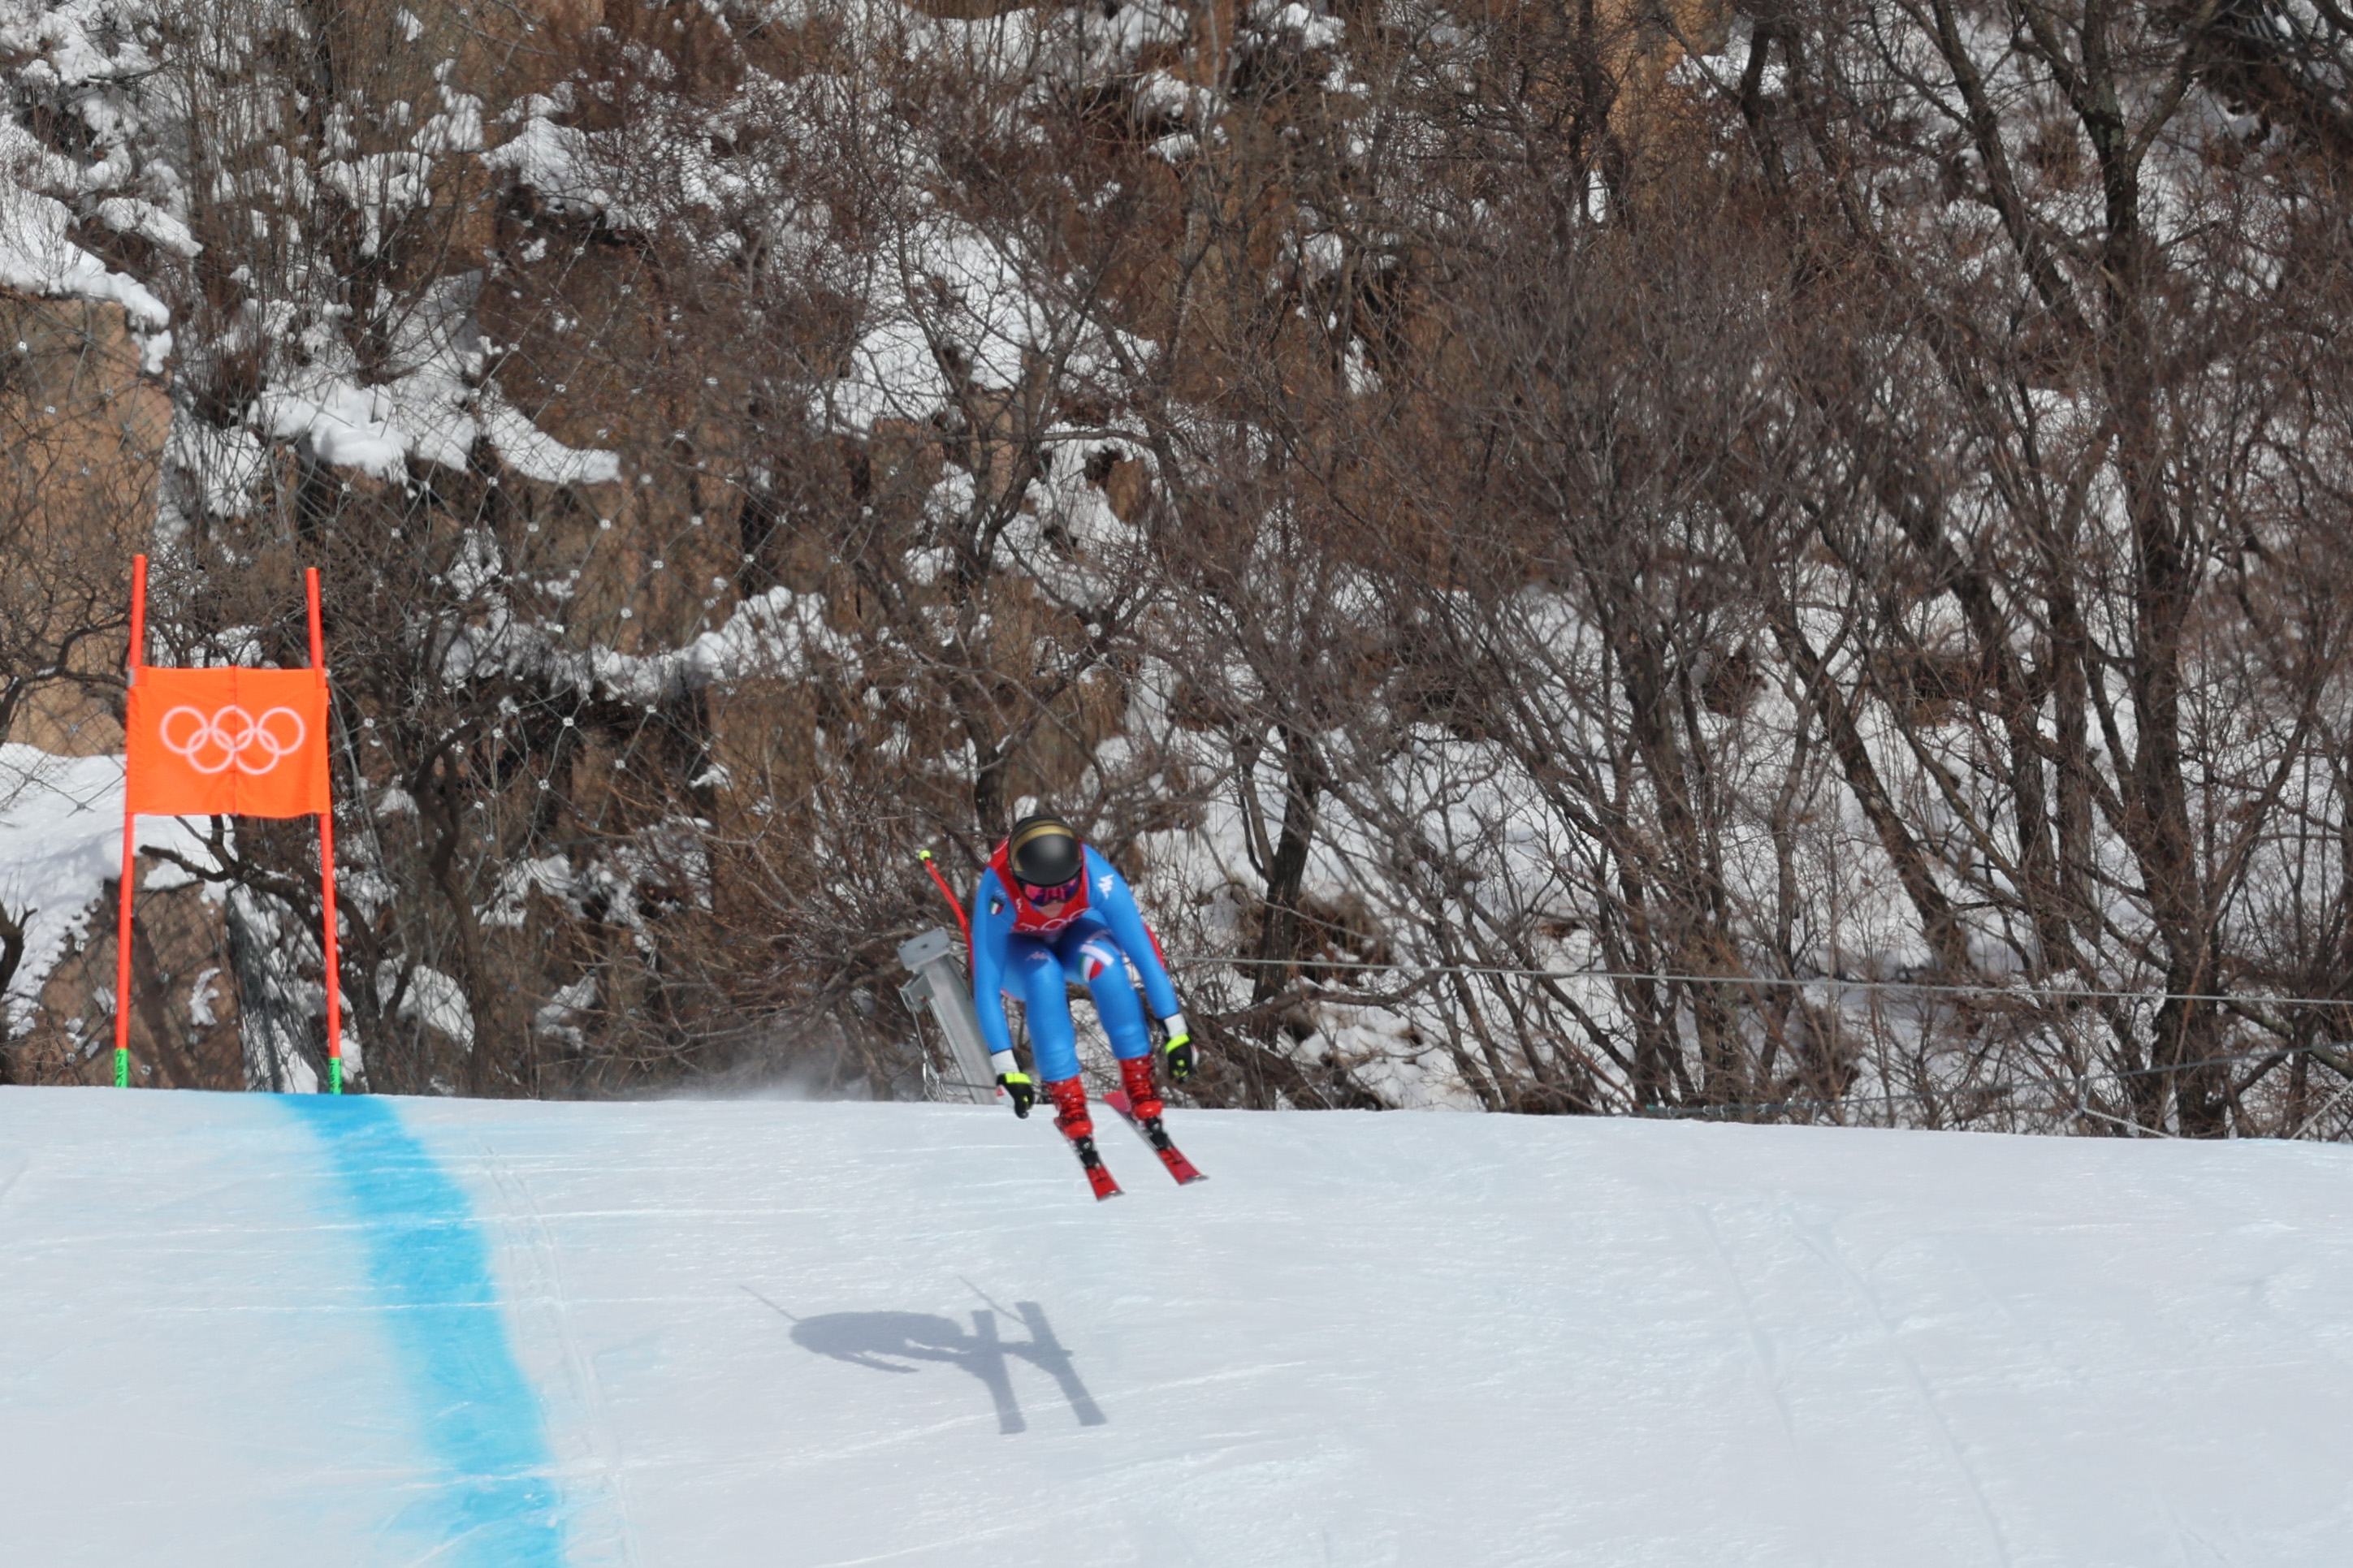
[286,1095,566,1567]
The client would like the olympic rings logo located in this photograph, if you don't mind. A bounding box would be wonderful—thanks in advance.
[158,705,308,775]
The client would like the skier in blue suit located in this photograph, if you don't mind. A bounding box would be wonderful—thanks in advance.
[970,813,1196,1168]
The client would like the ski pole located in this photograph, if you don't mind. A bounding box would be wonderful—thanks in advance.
[919,849,971,948]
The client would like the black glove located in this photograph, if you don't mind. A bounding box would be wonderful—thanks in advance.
[1161,1035,1196,1084]
[998,1072,1036,1118]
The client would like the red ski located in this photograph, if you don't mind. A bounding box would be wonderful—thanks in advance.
[1070,1134,1122,1200]
[1103,1091,1207,1185]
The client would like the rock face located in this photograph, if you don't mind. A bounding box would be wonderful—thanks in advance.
[0,293,168,756]
[0,292,223,1088]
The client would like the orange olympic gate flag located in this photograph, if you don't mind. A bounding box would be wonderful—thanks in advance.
[124,667,331,819]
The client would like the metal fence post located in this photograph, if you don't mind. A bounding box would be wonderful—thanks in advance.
[898,927,997,1105]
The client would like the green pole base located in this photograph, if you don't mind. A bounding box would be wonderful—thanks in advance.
[113,1046,128,1088]
[328,1056,343,1095]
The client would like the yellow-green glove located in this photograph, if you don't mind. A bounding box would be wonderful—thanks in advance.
[1160,1013,1196,1083]
[991,1050,1035,1117]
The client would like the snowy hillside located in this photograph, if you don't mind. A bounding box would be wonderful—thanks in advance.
[5,1091,2351,1565]
[13,0,2353,1138]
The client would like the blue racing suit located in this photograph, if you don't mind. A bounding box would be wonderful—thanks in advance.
[970,843,1182,1083]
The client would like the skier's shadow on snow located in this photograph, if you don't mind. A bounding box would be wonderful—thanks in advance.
[778,1300,1107,1434]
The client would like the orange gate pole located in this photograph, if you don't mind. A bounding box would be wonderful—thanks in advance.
[307,567,343,1095]
[918,849,971,949]
[113,555,147,1087]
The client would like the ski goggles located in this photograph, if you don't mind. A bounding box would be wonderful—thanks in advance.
[1021,875,1083,905]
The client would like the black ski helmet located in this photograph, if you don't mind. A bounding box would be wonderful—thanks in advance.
[1006,813,1083,888]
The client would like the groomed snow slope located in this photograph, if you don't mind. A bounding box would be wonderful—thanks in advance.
[4,1090,2351,1566]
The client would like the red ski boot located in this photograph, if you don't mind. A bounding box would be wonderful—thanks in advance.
[1105,1056,1205,1183]
[1118,1055,1166,1124]
[1046,1077,1121,1200]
